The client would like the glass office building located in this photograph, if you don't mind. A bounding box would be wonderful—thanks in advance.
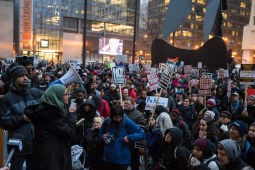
[14,0,137,62]
[147,0,251,63]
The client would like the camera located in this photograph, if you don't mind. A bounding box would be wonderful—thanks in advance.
[105,134,115,144]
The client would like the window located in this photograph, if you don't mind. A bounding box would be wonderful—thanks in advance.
[240,2,246,8]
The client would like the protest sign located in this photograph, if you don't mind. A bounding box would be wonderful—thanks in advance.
[198,62,202,69]
[112,67,125,85]
[199,74,212,96]
[240,64,255,84]
[184,65,192,74]
[145,96,168,110]
[159,62,175,90]
[147,73,159,91]
[128,64,140,73]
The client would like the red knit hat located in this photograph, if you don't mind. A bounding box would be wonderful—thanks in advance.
[171,108,180,115]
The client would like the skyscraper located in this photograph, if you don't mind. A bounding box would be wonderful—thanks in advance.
[147,0,251,63]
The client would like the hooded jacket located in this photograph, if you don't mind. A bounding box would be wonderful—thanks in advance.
[99,115,145,165]
[158,127,190,170]
[219,139,251,170]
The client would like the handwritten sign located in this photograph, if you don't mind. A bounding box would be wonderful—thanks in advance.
[199,74,212,96]
[147,73,159,91]
[112,67,125,85]
[184,65,192,74]
[145,96,168,110]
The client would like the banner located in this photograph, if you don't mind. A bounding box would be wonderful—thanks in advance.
[147,73,159,91]
[145,96,168,110]
[22,0,32,50]
[112,67,125,85]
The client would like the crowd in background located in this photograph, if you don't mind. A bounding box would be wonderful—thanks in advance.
[0,58,255,170]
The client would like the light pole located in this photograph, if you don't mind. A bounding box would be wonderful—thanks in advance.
[132,0,139,64]
[82,0,88,69]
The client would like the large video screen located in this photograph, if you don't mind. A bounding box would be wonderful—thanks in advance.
[99,38,123,55]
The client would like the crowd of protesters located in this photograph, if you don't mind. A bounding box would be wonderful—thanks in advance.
[0,58,255,170]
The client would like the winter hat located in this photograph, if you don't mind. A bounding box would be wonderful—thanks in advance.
[204,110,215,119]
[194,138,208,152]
[220,111,232,119]
[171,108,180,115]
[230,120,248,136]
[232,91,239,97]
[93,70,98,75]
[218,139,241,162]
[248,95,255,101]
[10,65,29,81]
[207,99,216,107]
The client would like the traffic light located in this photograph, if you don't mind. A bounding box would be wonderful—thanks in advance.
[139,55,144,60]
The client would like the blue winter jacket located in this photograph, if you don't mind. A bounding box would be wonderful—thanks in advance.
[100,115,145,164]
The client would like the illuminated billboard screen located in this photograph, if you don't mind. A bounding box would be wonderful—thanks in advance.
[99,38,123,55]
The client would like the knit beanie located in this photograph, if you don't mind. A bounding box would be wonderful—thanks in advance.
[207,99,216,107]
[230,120,248,136]
[248,95,255,101]
[204,110,215,119]
[194,138,208,153]
[10,65,29,81]
[219,139,241,162]
[194,138,215,159]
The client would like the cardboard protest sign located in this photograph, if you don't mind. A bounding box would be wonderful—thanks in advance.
[199,74,212,96]
[159,62,175,90]
[112,67,125,85]
[147,73,159,91]
[128,64,140,73]
[145,96,168,110]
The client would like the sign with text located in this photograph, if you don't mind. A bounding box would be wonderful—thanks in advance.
[159,62,175,90]
[147,73,159,91]
[199,74,212,96]
[240,64,255,83]
[112,67,125,85]
[184,65,192,74]
[128,64,140,73]
[145,96,168,110]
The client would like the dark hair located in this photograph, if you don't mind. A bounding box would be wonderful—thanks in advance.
[110,105,124,118]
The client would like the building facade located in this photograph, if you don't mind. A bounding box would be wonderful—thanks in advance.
[13,0,137,63]
[0,0,14,58]
[147,0,251,64]
[242,0,255,64]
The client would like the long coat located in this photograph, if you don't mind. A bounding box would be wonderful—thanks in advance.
[25,103,77,170]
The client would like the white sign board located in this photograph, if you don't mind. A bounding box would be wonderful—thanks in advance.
[129,64,140,72]
[147,73,160,91]
[145,96,168,110]
[199,74,212,96]
[184,65,192,74]
[112,67,125,85]
[198,62,202,69]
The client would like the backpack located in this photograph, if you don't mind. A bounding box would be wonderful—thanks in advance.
[204,157,222,170]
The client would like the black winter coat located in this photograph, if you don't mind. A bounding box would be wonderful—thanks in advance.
[82,128,104,170]
[0,84,42,154]
[25,103,77,170]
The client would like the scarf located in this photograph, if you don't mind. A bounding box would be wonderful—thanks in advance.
[41,84,68,115]
[231,99,240,114]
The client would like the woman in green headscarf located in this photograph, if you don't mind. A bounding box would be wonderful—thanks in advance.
[25,84,77,170]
